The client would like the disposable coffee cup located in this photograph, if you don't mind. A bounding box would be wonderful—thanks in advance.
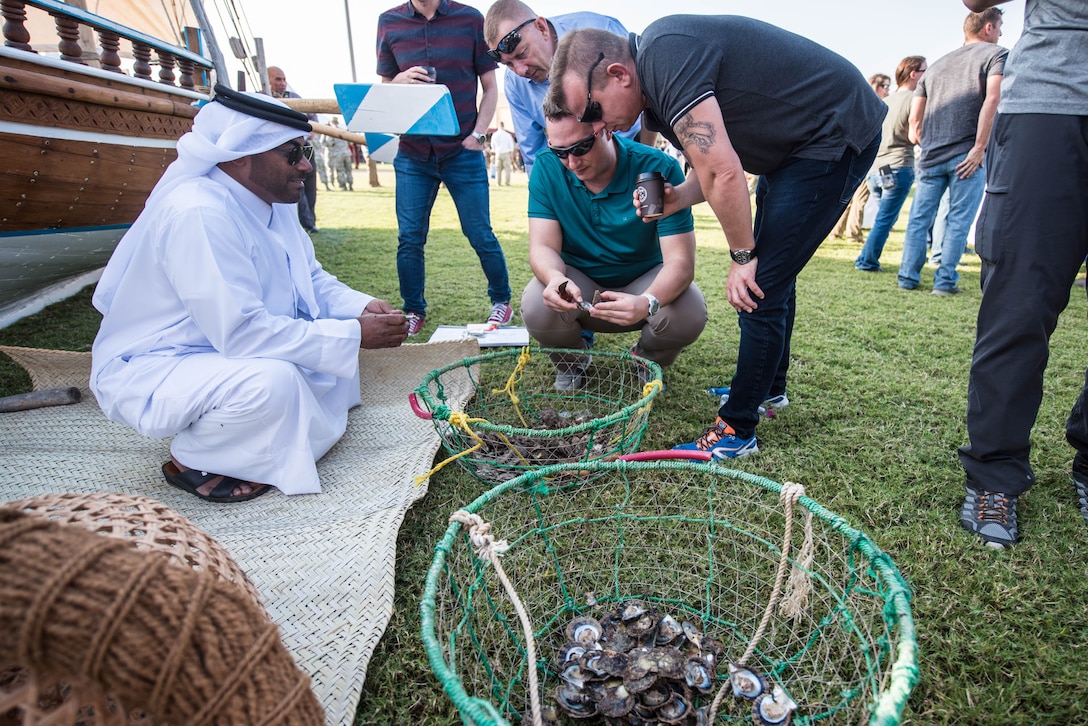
[421,66,437,83]
[635,171,665,219]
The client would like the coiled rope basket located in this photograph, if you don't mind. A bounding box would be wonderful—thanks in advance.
[421,460,918,725]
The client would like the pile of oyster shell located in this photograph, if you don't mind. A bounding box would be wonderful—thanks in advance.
[468,407,605,482]
[541,600,797,725]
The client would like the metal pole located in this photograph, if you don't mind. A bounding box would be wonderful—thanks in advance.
[189,0,231,87]
[343,0,357,82]
[253,37,268,94]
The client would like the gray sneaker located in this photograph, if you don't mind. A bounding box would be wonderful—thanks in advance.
[959,485,1019,549]
[636,363,660,390]
[553,355,591,392]
[1073,452,1088,527]
[931,287,964,297]
[630,351,663,391]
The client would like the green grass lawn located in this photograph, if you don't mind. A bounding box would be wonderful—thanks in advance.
[3,165,1087,724]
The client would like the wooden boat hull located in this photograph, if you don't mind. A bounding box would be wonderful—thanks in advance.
[0,42,207,326]
[0,130,178,231]
[0,227,121,327]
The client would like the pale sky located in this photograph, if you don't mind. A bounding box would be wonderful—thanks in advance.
[220,0,1023,103]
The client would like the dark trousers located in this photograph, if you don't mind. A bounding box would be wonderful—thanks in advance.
[297,170,317,230]
[959,113,1088,495]
[719,133,880,438]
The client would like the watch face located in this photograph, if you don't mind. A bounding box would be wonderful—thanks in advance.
[731,249,755,264]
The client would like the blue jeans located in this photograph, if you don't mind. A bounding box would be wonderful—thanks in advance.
[719,134,880,439]
[855,166,914,271]
[896,153,986,290]
[393,148,511,316]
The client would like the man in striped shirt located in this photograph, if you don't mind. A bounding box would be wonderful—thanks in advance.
[377,0,514,336]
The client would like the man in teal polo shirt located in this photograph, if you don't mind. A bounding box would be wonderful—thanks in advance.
[522,101,707,391]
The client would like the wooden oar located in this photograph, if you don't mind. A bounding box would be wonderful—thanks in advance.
[278,99,370,144]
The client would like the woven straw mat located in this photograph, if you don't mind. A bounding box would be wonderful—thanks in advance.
[0,340,479,726]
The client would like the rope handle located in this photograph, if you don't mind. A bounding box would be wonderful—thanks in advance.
[707,481,812,722]
[449,510,542,726]
[489,346,532,428]
[413,412,487,486]
[413,349,542,485]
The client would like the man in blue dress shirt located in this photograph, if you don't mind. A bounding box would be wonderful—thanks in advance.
[484,0,643,178]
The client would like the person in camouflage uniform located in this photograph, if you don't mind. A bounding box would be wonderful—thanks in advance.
[327,117,354,191]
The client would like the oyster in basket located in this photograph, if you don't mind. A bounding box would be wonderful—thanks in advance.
[597,678,636,718]
[655,614,684,646]
[655,684,693,724]
[565,616,603,647]
[552,601,734,724]
[684,656,715,694]
[728,663,768,700]
[752,683,798,725]
[556,682,598,719]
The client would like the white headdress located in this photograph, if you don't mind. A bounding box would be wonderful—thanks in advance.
[93,88,312,315]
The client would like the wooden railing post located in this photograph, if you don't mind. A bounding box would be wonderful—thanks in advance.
[1,0,34,52]
[156,48,176,86]
[177,56,195,90]
[97,28,122,73]
[53,12,85,64]
[131,41,152,80]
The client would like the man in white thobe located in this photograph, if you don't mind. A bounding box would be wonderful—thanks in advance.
[90,87,409,502]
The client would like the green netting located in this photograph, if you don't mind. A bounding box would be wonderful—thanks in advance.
[413,347,663,483]
[421,460,918,725]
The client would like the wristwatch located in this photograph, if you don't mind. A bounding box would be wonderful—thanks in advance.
[730,248,756,265]
[642,292,660,317]
[472,132,487,146]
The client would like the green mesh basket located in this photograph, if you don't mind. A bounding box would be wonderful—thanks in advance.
[421,460,918,725]
[411,347,663,483]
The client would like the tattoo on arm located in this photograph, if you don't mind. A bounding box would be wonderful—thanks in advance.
[675,114,715,155]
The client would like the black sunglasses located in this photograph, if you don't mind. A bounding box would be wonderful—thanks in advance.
[578,52,606,125]
[278,142,314,166]
[486,18,534,61]
[548,132,598,159]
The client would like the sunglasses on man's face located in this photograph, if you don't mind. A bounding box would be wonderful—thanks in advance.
[278,143,315,166]
[578,52,606,125]
[487,18,534,61]
[549,132,598,159]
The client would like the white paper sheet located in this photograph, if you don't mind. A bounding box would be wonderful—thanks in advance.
[427,325,530,347]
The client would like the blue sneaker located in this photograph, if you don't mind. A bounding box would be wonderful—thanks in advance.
[708,387,789,419]
[674,417,758,459]
[581,328,596,349]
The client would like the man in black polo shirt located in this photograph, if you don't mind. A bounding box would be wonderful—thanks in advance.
[548,15,885,459]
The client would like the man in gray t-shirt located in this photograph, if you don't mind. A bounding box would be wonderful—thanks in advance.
[957,0,1088,549]
[547,16,885,459]
[896,9,1007,294]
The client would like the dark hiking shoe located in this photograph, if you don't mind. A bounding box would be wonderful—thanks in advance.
[960,485,1019,549]
[1073,452,1088,527]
